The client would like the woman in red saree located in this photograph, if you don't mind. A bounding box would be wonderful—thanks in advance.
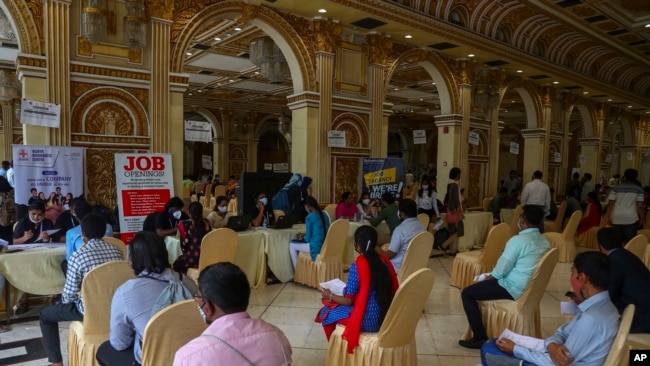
[317,226,399,353]
[577,192,603,235]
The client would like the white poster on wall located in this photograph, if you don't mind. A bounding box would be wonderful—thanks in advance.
[19,99,61,128]
[264,163,273,171]
[554,152,561,163]
[468,131,480,145]
[509,142,519,155]
[627,152,634,161]
[579,155,586,165]
[413,130,427,144]
[201,155,212,170]
[115,153,174,243]
[184,120,212,142]
[327,131,346,147]
[273,163,289,173]
[13,145,84,205]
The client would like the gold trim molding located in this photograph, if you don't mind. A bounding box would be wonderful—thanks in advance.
[77,37,143,64]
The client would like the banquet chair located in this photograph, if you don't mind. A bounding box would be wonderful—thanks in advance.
[195,182,205,195]
[326,268,435,366]
[542,210,581,263]
[102,236,127,259]
[68,261,134,366]
[324,204,337,222]
[482,197,491,212]
[603,305,635,366]
[295,219,349,289]
[462,248,558,340]
[209,196,216,210]
[204,183,213,202]
[140,299,207,366]
[450,223,511,289]
[199,195,206,207]
[397,231,433,284]
[274,209,285,223]
[508,205,523,237]
[182,185,190,199]
[543,201,567,233]
[624,234,647,261]
[214,185,227,198]
[186,228,238,284]
[416,213,429,230]
[575,216,606,250]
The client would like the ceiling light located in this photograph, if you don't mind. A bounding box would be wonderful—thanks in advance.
[516,70,523,73]
[234,27,242,31]
[468,54,475,58]
[583,91,588,95]
[405,34,413,39]
[394,87,399,91]
[254,71,260,75]
[646,24,650,28]
[645,111,650,114]
[505,110,509,113]
[186,52,192,56]
[188,93,192,96]
[627,105,633,108]
[511,100,516,103]
[214,37,221,41]
[229,79,234,82]
[318,8,327,13]
[553,81,559,84]
[197,90,202,93]
[432,82,436,85]
[607,99,613,102]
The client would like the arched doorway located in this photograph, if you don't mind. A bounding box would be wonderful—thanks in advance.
[257,127,290,172]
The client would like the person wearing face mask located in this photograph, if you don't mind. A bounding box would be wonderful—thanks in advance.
[96,232,177,366]
[370,192,401,245]
[206,195,232,229]
[39,213,124,366]
[336,191,358,219]
[13,200,55,244]
[382,199,425,273]
[416,175,440,220]
[173,202,212,274]
[251,192,275,228]
[154,197,189,238]
[459,205,550,349]
[289,196,330,268]
[356,191,377,220]
[481,251,618,366]
[173,262,292,366]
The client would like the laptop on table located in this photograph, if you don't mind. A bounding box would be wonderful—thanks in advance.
[226,215,253,232]
[271,215,296,229]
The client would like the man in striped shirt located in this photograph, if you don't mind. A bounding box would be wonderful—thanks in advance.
[604,168,645,243]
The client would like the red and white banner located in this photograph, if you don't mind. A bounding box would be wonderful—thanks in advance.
[115,153,173,243]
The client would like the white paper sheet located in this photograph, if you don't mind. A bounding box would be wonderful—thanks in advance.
[9,243,63,250]
[433,219,444,230]
[473,272,491,282]
[499,329,545,353]
[319,278,347,296]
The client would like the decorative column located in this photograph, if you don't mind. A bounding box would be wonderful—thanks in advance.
[486,68,506,196]
[435,114,463,201]
[606,107,622,176]
[559,93,576,193]
[455,59,475,186]
[367,33,392,157]
[288,92,320,193]
[521,129,546,182]
[44,0,72,146]
[0,99,13,159]
[540,85,553,179]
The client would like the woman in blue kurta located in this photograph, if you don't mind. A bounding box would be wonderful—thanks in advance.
[289,196,330,268]
[317,226,399,352]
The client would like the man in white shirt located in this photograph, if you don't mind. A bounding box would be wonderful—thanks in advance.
[520,170,550,233]
[604,168,644,243]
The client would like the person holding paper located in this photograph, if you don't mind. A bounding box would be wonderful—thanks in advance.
[316,226,399,350]
[480,251,619,366]
[13,201,55,244]
[459,205,550,349]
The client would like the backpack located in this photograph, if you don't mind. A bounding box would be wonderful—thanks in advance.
[0,191,16,227]
[145,272,193,318]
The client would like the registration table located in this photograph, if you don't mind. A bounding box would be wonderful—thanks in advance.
[440,211,493,252]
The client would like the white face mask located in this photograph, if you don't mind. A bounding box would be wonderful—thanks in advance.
[172,210,182,220]
[517,218,523,232]
[362,199,370,205]
[397,211,401,220]
[197,305,211,325]
[259,197,268,206]
[29,216,43,224]
[217,206,228,213]
[422,185,429,189]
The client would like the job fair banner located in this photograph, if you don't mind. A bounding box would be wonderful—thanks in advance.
[13,145,84,205]
[362,158,405,200]
[115,153,173,243]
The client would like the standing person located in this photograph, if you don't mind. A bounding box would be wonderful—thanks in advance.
[317,226,399,345]
[488,187,508,222]
[370,192,401,245]
[13,201,55,244]
[520,170,551,233]
[40,213,124,366]
[604,168,645,243]
[581,173,593,208]
[459,205,550,349]
[289,196,330,269]
[567,172,582,200]
[96,232,176,366]
[154,197,189,238]
[445,167,465,255]
[173,202,211,274]
[416,175,440,220]
[251,192,275,227]
[206,195,232,229]
[383,199,425,272]
[502,170,519,195]
[173,262,292,366]
[402,172,418,201]
[335,191,357,219]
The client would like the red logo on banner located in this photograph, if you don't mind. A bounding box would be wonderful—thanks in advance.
[123,156,165,171]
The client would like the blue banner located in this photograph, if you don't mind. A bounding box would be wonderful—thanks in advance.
[362,158,405,200]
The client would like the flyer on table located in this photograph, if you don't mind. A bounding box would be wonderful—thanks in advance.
[115,154,174,243]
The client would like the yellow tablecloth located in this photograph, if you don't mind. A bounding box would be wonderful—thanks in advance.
[0,247,66,295]
[500,209,515,225]
[263,225,303,283]
[440,212,493,252]
[346,221,391,265]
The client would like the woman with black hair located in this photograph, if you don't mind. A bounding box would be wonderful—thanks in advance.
[289,196,330,268]
[317,225,399,351]
[173,201,211,274]
[444,167,464,256]
[154,196,189,238]
[577,192,603,235]
[416,175,440,220]
[206,195,232,229]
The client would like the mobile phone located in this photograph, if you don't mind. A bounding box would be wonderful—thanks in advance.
[565,291,576,298]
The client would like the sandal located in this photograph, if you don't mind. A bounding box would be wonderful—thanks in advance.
[0,324,10,333]
[13,300,29,315]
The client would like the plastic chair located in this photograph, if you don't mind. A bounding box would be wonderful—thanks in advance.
[326,268,435,366]
[462,248,559,340]
[544,201,567,233]
[624,234,648,261]
[603,305,635,366]
[273,209,286,223]
[324,204,337,222]
[186,228,238,284]
[416,213,429,229]
[295,219,349,289]
[450,223,511,289]
[102,236,127,259]
[68,261,135,366]
[140,299,207,366]
[397,231,433,284]
[543,210,581,263]
[508,205,523,237]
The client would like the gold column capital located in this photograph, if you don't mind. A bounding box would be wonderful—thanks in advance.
[313,18,341,54]
[540,85,553,106]
[145,0,174,20]
[596,103,606,120]
[366,33,393,66]
[562,92,578,110]
[454,59,477,85]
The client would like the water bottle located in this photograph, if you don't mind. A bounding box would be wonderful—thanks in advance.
[263,216,268,228]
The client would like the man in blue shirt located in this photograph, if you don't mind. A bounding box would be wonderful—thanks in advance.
[480,251,619,366]
[459,205,550,349]
[383,199,425,273]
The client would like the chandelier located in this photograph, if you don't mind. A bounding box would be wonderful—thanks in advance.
[249,36,290,83]
[124,0,146,50]
[81,0,107,44]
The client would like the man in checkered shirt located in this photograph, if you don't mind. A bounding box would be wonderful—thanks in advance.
[39,212,124,366]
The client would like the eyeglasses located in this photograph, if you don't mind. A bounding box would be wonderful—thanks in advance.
[193,294,206,308]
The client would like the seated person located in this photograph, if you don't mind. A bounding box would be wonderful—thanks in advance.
[317,226,399,345]
[383,199,425,273]
[173,202,211,274]
[251,192,275,227]
[370,193,400,245]
[154,197,189,238]
[356,192,378,220]
[65,198,114,263]
[53,196,78,242]
[481,252,619,366]
[459,205,550,349]
[289,196,330,268]
[173,262,292,365]
[13,201,55,244]
[227,191,238,214]
[577,192,603,235]
[96,232,177,366]
[564,192,582,220]
[335,191,357,219]
[597,227,650,333]
[206,195,232,229]
[488,187,508,221]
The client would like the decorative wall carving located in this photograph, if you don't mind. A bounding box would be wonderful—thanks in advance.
[333,156,360,199]
[467,162,482,208]
[332,112,369,149]
[313,19,341,54]
[86,149,118,210]
[4,0,43,54]
[367,34,393,66]
[145,0,175,20]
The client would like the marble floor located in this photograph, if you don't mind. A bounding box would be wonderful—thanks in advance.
[0,255,575,366]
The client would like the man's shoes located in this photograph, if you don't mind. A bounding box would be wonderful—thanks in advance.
[458,337,487,349]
